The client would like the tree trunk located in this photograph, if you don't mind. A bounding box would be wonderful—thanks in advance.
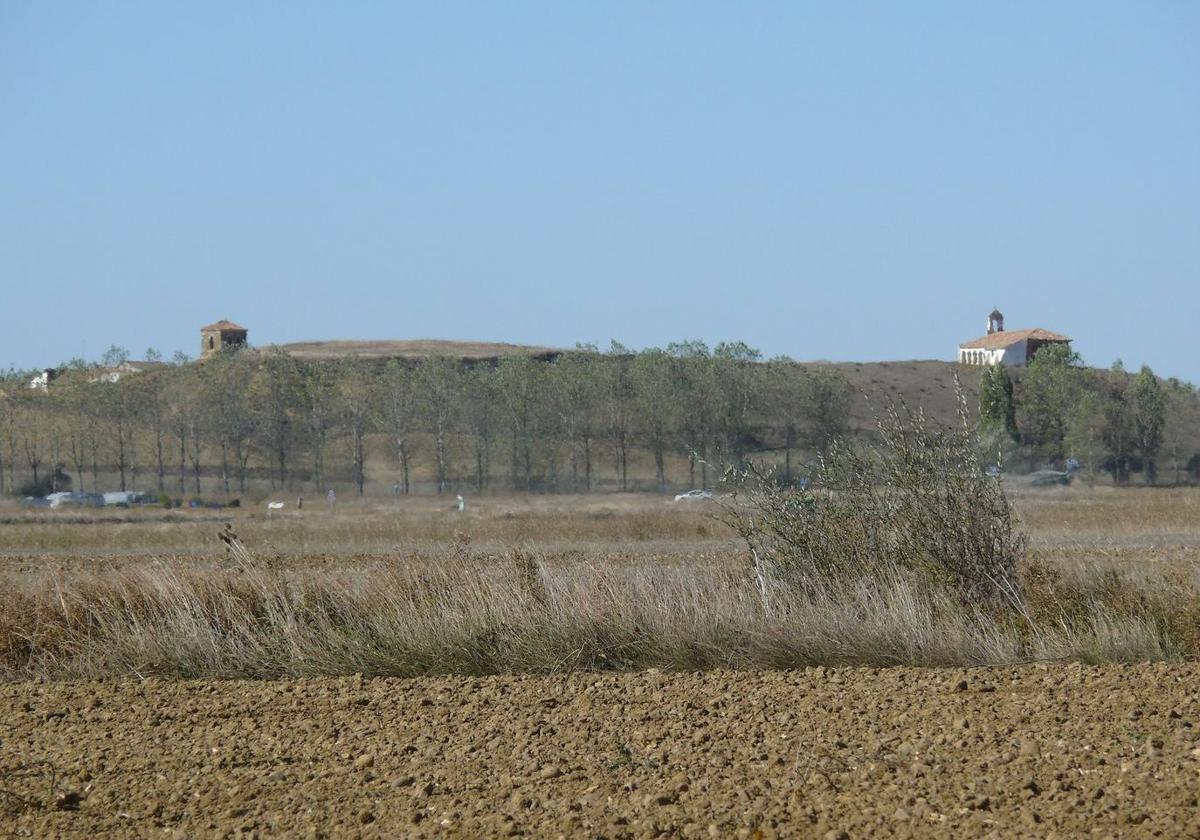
[435,428,447,495]
[583,436,592,492]
[509,437,520,491]
[312,436,324,493]
[617,433,628,492]
[237,445,250,494]
[397,438,410,494]
[116,428,128,492]
[523,442,532,492]
[567,431,578,493]
[190,425,202,495]
[653,437,665,493]
[155,429,165,492]
[128,428,138,492]
[177,436,186,495]
[354,423,366,496]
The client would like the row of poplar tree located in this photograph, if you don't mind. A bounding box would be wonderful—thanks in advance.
[978,344,1188,484]
[0,342,855,498]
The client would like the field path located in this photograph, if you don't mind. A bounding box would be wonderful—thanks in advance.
[3,664,1197,838]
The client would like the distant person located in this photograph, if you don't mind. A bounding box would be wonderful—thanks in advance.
[456,494,465,512]
[297,495,303,510]
[326,488,336,508]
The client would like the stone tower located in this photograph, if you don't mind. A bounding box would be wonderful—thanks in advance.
[200,320,248,358]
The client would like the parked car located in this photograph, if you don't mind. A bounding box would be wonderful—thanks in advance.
[673,489,714,502]
[45,491,75,508]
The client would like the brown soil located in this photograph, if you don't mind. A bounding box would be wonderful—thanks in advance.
[3,665,1198,839]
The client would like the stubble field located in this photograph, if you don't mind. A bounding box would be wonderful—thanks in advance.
[2,486,1199,837]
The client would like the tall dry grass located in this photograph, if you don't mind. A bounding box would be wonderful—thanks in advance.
[1,533,1195,680]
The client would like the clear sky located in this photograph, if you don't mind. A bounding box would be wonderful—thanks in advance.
[2,3,1197,379]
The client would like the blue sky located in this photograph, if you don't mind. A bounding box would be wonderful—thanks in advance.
[2,3,1197,379]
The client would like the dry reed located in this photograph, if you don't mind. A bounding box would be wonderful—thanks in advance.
[1,536,1194,680]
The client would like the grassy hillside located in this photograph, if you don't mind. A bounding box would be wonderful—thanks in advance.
[814,359,984,436]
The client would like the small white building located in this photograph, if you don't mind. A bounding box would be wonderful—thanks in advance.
[27,368,59,391]
[958,310,1071,368]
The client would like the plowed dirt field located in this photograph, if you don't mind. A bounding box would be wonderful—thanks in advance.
[3,664,1198,838]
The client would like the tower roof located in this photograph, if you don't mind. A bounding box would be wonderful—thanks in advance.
[201,319,248,332]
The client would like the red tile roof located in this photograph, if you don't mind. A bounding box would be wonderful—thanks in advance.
[959,328,1071,350]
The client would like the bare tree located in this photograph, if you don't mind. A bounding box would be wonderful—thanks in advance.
[166,365,203,495]
[379,360,417,495]
[668,341,718,489]
[301,360,339,494]
[553,349,601,492]
[339,357,374,496]
[15,391,45,491]
[98,377,140,492]
[416,356,460,495]
[252,348,302,490]
[1161,379,1197,486]
[202,350,257,494]
[632,348,675,492]
[713,341,763,468]
[459,364,496,493]
[141,366,169,492]
[602,342,635,491]
[497,355,541,491]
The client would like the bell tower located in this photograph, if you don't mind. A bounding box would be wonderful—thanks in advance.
[200,320,249,358]
[987,308,1004,335]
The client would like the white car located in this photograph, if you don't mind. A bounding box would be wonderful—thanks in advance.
[673,489,714,502]
[45,491,74,509]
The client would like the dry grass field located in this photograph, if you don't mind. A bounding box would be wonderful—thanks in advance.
[2,486,1198,836]
[2,486,1199,678]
